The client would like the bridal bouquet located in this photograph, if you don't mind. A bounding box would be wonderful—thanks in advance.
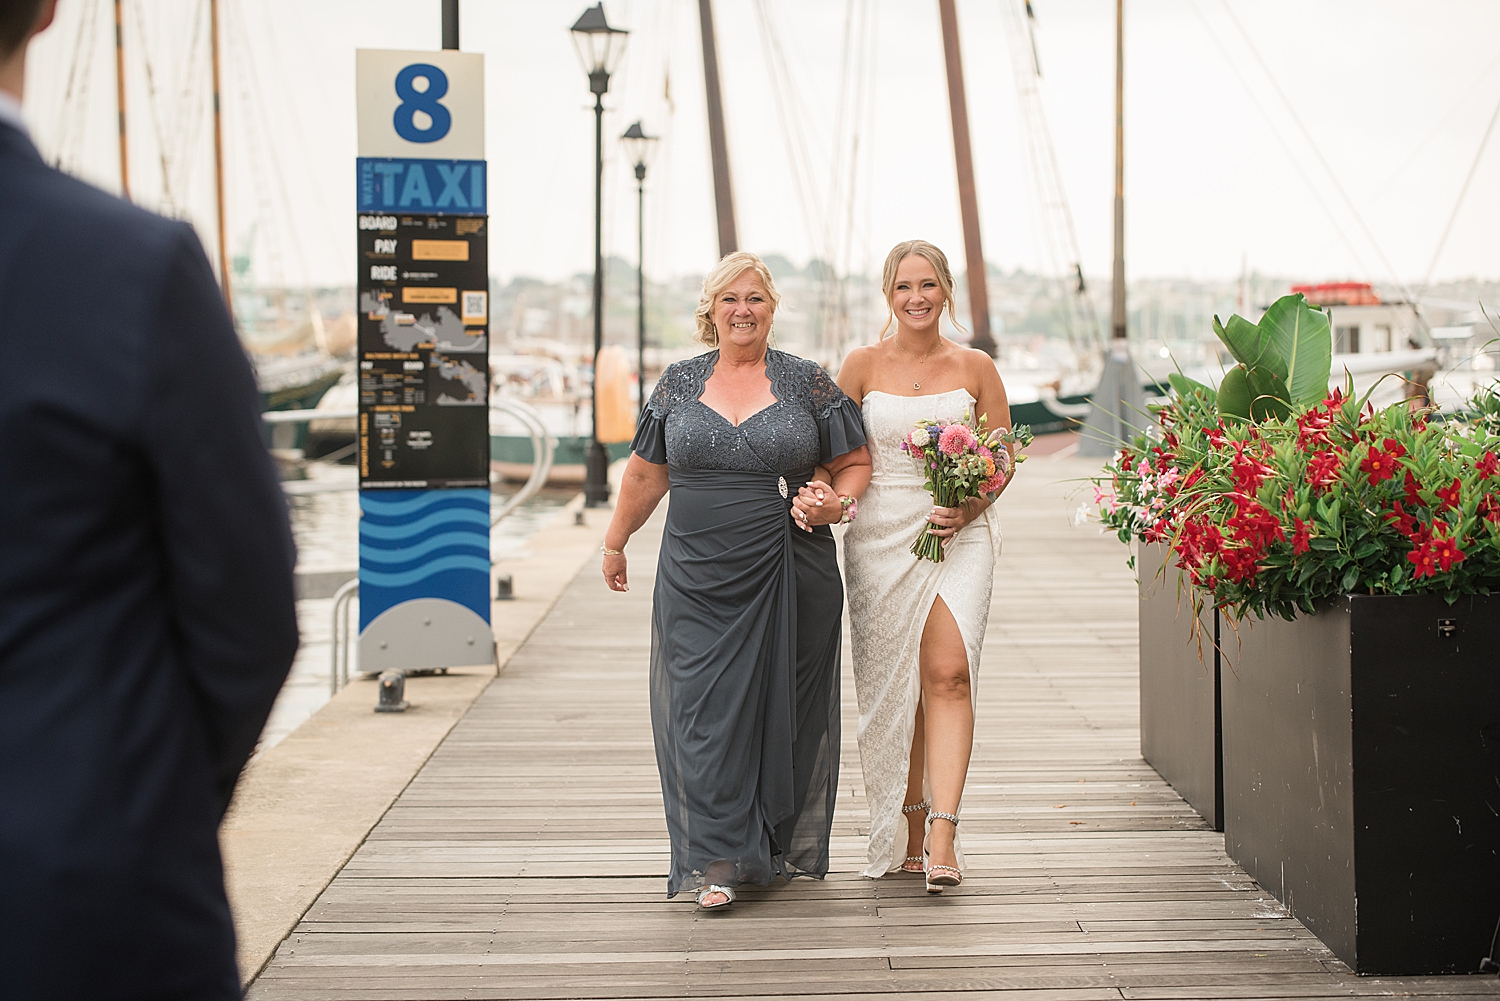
[901,412,1033,562]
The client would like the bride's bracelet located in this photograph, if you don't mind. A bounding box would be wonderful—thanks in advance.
[601,546,624,556]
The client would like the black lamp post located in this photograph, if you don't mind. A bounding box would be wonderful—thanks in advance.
[620,120,658,423]
[570,4,629,507]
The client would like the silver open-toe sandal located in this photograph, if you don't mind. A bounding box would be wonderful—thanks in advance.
[696,884,736,910]
[900,800,930,873]
[924,811,963,893]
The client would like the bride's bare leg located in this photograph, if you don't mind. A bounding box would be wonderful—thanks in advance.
[902,705,926,869]
[919,596,972,874]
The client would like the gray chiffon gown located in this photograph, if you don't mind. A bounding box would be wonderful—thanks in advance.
[632,349,867,897]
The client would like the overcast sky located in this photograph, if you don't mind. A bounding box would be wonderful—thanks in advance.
[21,0,1500,290]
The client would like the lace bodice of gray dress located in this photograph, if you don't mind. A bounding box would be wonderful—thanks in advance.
[631,348,866,897]
[633,348,864,476]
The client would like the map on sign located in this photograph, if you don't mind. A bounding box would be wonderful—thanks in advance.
[432,355,486,406]
[377,305,485,354]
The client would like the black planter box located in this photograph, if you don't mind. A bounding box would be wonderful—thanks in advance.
[1138,542,1222,830]
[1221,593,1500,975]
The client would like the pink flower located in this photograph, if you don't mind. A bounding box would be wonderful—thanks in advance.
[938,425,972,456]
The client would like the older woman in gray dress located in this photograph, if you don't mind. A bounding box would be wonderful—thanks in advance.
[602,252,871,909]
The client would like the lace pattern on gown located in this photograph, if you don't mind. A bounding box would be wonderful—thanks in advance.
[633,350,864,471]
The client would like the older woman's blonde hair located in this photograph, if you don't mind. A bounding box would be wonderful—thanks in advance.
[877,239,967,340]
[694,251,782,346]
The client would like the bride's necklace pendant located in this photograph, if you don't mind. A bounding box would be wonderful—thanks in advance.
[913,381,921,390]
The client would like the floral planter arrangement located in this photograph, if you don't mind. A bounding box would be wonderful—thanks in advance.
[1093,294,1500,974]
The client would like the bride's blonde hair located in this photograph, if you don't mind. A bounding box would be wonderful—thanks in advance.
[877,240,968,341]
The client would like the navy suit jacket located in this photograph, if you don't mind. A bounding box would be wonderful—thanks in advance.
[0,123,299,998]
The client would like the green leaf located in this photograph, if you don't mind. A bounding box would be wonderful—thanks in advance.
[1246,367,1292,422]
[1217,365,1252,422]
[1168,371,1217,403]
[1214,313,1272,371]
[1259,294,1333,408]
[1341,566,1360,592]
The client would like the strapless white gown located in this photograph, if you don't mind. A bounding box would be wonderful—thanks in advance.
[843,389,1001,877]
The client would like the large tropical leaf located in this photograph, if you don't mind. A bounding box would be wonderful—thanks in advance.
[1168,371,1217,403]
[1217,366,1252,422]
[1259,293,1332,408]
[1217,365,1291,423]
[1245,366,1292,422]
[1213,313,1274,373]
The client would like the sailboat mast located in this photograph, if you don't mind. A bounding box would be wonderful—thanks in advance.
[209,0,232,315]
[937,0,995,357]
[1110,0,1125,343]
[697,0,738,257]
[113,0,129,201]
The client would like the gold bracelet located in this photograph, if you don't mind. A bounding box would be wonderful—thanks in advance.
[601,546,624,556]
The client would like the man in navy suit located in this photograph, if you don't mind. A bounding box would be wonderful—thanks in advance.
[0,2,299,997]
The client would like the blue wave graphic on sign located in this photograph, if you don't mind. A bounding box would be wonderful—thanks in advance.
[359,488,489,628]
[359,506,488,540]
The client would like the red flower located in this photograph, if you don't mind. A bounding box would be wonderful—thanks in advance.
[1360,443,1400,484]
[1408,542,1438,579]
[1381,437,1408,459]
[1479,494,1500,523]
[1385,501,1419,538]
[1291,517,1312,555]
[1305,450,1342,493]
[1431,532,1466,573]
[1477,452,1499,479]
[1203,426,1225,447]
[1403,470,1423,507]
[1435,477,1463,510]
[1229,442,1274,494]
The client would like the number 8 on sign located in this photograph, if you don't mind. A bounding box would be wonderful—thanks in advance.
[393,63,452,143]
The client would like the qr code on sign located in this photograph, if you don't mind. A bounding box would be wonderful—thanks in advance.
[462,291,488,322]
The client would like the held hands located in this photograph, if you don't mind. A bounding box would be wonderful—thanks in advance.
[791,480,843,532]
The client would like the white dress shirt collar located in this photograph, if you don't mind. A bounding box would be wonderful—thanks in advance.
[0,89,27,139]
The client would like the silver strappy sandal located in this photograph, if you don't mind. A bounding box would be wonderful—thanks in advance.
[924,811,963,893]
[900,800,930,873]
[696,884,736,910]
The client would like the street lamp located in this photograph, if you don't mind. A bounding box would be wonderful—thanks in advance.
[620,120,658,423]
[570,3,629,508]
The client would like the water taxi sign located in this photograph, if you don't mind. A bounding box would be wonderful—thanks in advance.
[356,48,492,677]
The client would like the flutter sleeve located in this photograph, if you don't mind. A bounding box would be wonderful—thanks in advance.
[630,387,669,465]
[631,357,705,465]
[800,359,867,463]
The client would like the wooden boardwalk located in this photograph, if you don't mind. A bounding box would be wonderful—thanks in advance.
[248,456,1496,1000]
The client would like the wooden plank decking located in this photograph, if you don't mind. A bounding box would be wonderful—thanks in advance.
[247,456,1497,1000]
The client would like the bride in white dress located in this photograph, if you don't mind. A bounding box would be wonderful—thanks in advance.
[829,240,1012,891]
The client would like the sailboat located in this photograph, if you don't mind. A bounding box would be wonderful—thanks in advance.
[46,0,351,432]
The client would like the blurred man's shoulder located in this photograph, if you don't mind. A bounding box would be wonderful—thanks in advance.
[1,144,193,264]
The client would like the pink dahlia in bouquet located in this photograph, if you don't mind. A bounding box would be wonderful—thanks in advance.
[901,412,1033,562]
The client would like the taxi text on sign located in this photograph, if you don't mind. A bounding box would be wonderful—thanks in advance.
[355,49,492,675]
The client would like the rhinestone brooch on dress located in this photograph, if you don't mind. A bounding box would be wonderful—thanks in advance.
[778,476,789,499]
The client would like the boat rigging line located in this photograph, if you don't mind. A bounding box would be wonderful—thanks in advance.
[1185,0,1378,286]
[1213,0,1417,306]
[1418,88,1500,297]
[997,0,1103,356]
